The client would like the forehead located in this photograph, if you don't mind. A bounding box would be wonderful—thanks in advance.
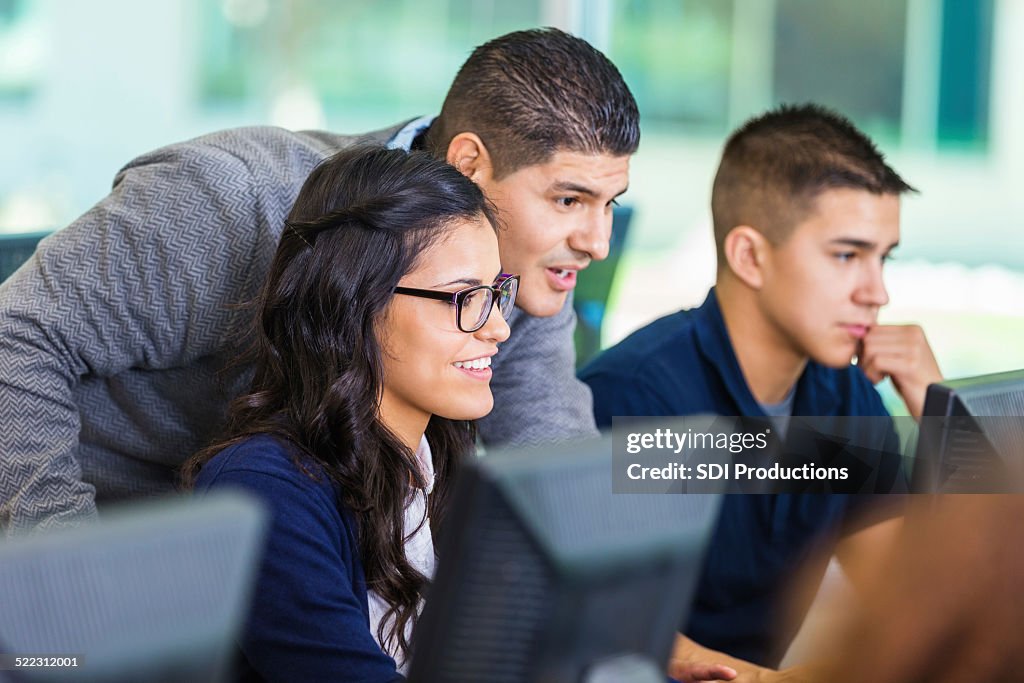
[789,188,901,244]
[514,150,631,190]
[406,215,500,282]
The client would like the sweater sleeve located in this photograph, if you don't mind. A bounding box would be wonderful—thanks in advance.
[477,296,599,448]
[195,448,405,683]
[0,140,270,535]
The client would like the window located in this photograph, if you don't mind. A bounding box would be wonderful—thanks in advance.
[774,0,907,143]
[0,0,44,102]
[609,0,733,131]
[199,0,542,127]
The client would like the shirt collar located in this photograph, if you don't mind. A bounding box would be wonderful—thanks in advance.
[413,434,435,494]
[692,288,765,416]
[387,115,436,152]
[793,363,841,416]
[691,287,841,417]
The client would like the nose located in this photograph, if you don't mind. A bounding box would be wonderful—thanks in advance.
[567,209,612,262]
[855,260,890,308]
[476,299,511,343]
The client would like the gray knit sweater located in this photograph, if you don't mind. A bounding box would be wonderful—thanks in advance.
[0,123,597,535]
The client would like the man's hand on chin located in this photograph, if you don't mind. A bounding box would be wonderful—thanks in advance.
[857,323,942,418]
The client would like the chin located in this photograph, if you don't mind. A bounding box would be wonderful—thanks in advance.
[520,292,568,318]
[811,349,857,369]
[443,398,494,422]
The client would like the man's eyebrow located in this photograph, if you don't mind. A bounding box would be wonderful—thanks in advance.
[551,181,598,197]
[550,181,630,198]
[828,238,878,250]
[828,238,901,252]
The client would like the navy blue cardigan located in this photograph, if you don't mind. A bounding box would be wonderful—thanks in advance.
[195,435,405,682]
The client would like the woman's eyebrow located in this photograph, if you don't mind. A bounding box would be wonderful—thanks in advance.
[431,277,483,288]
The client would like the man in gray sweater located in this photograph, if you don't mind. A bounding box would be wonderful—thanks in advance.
[0,28,639,534]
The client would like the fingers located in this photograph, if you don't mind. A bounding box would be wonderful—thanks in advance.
[668,661,739,682]
[855,335,888,384]
[858,324,942,418]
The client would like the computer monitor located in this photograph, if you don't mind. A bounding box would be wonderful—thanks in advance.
[574,205,633,366]
[0,231,49,284]
[0,493,266,683]
[407,436,722,683]
[911,368,1024,493]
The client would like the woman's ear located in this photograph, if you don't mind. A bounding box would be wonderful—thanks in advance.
[446,133,494,184]
[723,225,771,290]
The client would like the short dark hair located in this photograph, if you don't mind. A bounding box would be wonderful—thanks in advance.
[426,27,640,177]
[711,103,915,263]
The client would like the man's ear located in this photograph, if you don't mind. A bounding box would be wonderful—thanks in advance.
[723,225,771,290]
[446,133,494,184]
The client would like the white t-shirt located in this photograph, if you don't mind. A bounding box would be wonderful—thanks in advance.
[367,435,435,673]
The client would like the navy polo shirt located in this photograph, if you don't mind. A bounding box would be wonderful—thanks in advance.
[579,288,904,667]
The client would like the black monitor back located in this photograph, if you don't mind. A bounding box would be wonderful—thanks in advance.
[408,436,721,683]
[912,368,1024,492]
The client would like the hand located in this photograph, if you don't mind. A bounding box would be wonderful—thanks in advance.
[668,634,764,682]
[677,669,811,683]
[669,661,815,683]
[857,324,942,419]
[667,635,821,683]
[669,662,738,682]
[668,635,737,681]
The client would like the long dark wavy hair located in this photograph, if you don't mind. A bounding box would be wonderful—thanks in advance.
[182,145,498,659]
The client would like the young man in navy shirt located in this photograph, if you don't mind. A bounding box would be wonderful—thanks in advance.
[581,104,943,672]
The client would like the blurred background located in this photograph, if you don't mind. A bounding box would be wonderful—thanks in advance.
[1,0,1022,413]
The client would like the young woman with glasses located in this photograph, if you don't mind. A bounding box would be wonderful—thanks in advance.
[181,146,517,681]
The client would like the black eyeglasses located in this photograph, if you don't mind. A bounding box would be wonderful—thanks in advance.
[393,274,519,333]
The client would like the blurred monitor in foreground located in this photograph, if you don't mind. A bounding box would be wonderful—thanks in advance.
[912,368,1024,493]
[0,493,266,683]
[408,436,722,683]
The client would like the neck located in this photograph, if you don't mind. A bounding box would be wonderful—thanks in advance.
[378,399,429,456]
[716,277,808,405]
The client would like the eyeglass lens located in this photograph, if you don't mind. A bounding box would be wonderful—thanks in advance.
[459,277,518,332]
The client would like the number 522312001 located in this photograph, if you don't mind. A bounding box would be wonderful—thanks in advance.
[1,655,82,670]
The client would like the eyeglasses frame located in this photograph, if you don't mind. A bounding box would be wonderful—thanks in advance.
[392,274,519,333]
